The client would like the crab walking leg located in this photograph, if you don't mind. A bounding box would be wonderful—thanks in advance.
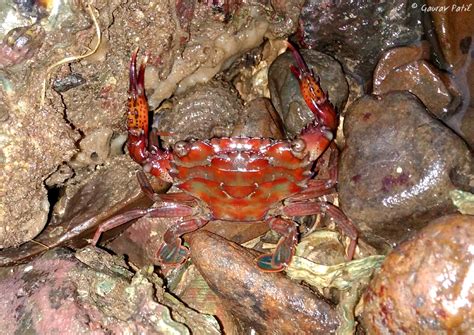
[283,201,358,260]
[92,204,193,246]
[287,144,339,201]
[158,218,208,265]
[256,217,298,272]
[127,50,172,182]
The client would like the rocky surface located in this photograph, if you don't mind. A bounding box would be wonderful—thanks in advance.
[0,247,220,334]
[339,91,473,247]
[268,48,348,137]
[298,0,423,80]
[361,214,474,334]
[189,230,340,334]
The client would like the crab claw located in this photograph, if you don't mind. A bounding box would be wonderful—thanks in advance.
[127,49,172,182]
[287,42,337,161]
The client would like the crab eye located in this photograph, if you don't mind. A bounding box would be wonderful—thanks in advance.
[290,139,306,153]
[173,141,189,157]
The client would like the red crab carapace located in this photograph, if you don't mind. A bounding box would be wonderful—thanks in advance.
[92,43,358,272]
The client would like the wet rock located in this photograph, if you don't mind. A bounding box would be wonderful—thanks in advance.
[268,48,348,137]
[361,214,474,334]
[156,80,243,147]
[52,73,86,93]
[298,0,423,80]
[232,97,285,138]
[424,0,474,148]
[0,24,45,68]
[0,247,218,334]
[189,230,340,334]
[425,0,474,72]
[373,43,461,119]
[339,91,473,246]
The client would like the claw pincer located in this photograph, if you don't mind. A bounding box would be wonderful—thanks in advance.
[92,43,357,272]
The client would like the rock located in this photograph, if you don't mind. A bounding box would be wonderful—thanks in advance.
[424,0,474,148]
[373,43,461,119]
[0,156,168,266]
[361,214,474,334]
[425,0,474,73]
[339,91,473,247]
[0,247,219,334]
[156,80,244,148]
[268,48,348,137]
[189,230,340,334]
[232,97,285,139]
[298,0,423,80]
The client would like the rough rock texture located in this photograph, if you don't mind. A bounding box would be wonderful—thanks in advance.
[373,42,461,119]
[339,92,473,247]
[268,48,348,137]
[361,214,474,334]
[0,156,168,266]
[190,230,340,334]
[0,247,219,334]
[298,0,423,80]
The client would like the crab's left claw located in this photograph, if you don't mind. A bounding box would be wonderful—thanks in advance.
[288,42,337,161]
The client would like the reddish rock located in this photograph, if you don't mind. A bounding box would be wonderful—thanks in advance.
[189,230,340,334]
[361,214,474,334]
[373,43,461,119]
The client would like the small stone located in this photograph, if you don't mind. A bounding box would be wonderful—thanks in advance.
[361,214,474,334]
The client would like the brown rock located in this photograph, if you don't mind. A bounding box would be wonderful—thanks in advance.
[427,0,474,73]
[339,91,473,246]
[373,43,460,119]
[189,230,340,334]
[361,214,474,334]
[232,97,285,139]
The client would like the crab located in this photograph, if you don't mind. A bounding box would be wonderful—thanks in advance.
[92,43,358,272]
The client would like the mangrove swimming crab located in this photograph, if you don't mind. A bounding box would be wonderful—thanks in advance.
[92,43,358,272]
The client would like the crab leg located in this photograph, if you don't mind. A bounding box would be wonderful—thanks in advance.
[283,201,358,260]
[128,50,172,182]
[91,203,193,246]
[288,42,337,161]
[256,217,298,272]
[158,218,208,265]
[287,144,339,201]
